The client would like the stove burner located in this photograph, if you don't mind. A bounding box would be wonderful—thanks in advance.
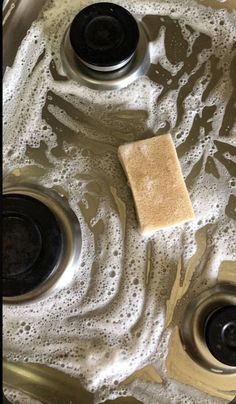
[3,194,63,298]
[69,3,139,72]
[205,305,236,367]
[61,3,150,90]
[180,284,236,373]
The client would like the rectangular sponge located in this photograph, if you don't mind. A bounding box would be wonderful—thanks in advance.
[118,134,195,235]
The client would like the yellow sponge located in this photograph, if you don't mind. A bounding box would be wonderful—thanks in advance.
[118,134,195,235]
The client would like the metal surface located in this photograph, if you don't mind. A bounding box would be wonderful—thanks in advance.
[61,22,150,90]
[69,2,140,73]
[3,0,48,73]
[166,263,236,402]
[3,0,236,403]
[180,283,236,374]
[3,361,141,404]
[3,179,82,303]
[78,52,135,72]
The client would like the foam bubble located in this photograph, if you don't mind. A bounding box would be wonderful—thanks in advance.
[3,0,236,403]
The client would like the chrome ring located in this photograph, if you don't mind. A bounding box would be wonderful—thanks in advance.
[180,283,236,374]
[60,21,150,90]
[3,183,82,303]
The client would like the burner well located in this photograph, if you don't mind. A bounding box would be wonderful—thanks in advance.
[3,184,82,303]
[69,3,140,72]
[3,194,63,297]
[205,305,236,367]
[61,3,150,90]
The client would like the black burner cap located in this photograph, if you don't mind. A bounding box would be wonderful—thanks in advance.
[69,2,139,71]
[3,194,63,297]
[205,305,236,367]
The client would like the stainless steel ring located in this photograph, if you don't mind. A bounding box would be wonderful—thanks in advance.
[180,283,236,374]
[60,21,150,90]
[3,182,82,303]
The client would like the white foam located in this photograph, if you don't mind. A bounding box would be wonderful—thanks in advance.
[3,0,236,403]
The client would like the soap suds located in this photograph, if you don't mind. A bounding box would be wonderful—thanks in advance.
[3,0,236,403]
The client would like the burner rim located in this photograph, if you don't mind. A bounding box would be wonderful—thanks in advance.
[61,20,150,90]
[3,184,82,304]
[69,2,140,72]
[180,283,236,374]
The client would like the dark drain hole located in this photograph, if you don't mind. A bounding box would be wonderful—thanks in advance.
[69,2,139,71]
[204,305,236,367]
[3,194,63,297]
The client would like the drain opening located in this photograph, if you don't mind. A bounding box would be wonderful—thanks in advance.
[3,184,82,303]
[70,2,140,72]
[3,194,63,298]
[204,305,236,367]
[61,2,150,90]
[180,284,236,373]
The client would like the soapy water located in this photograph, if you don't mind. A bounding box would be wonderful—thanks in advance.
[3,0,236,403]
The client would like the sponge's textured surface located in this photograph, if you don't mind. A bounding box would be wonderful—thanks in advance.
[118,134,195,235]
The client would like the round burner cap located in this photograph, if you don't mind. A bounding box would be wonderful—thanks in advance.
[69,2,139,72]
[205,305,236,367]
[3,194,63,298]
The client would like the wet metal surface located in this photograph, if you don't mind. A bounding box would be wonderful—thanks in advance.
[3,0,236,403]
